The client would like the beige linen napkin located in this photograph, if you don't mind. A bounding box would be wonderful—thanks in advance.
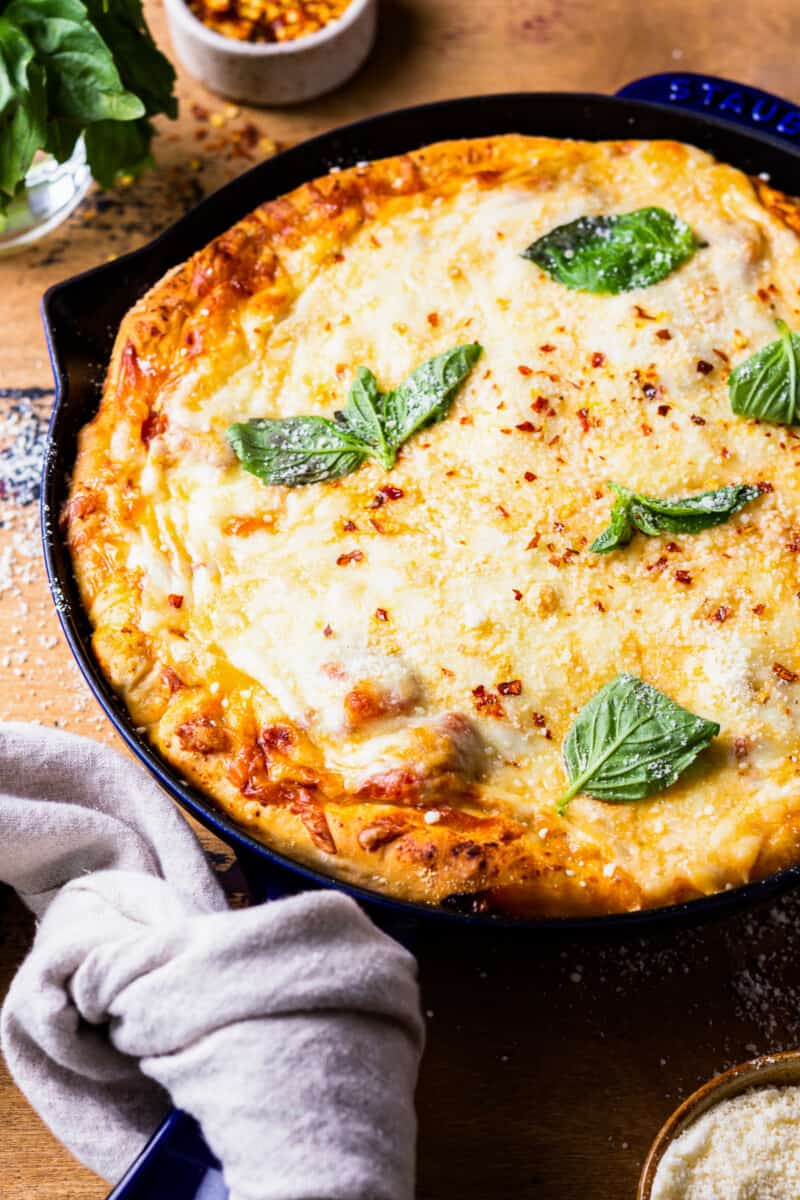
[0,721,424,1200]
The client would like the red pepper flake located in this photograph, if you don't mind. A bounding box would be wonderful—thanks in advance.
[531,396,549,413]
[641,423,653,436]
[665,542,681,553]
[517,364,533,376]
[752,603,766,616]
[375,608,389,622]
[343,519,358,531]
[710,605,730,623]
[516,420,539,433]
[323,624,334,637]
[472,685,505,719]
[540,343,556,353]
[720,447,731,459]
[674,569,693,585]
[526,532,541,550]
[497,504,510,518]
[577,408,591,432]
[426,312,440,327]
[642,383,658,400]
[336,550,364,566]
[634,304,656,320]
[646,556,668,574]
[593,599,606,612]
[656,328,672,341]
[690,414,706,425]
[734,736,749,761]
[788,532,800,553]
[524,471,537,482]
[498,679,522,696]
[591,352,605,368]
[167,593,184,609]
[773,661,798,683]
[368,485,404,508]
[513,588,523,601]
[713,348,730,363]
[459,415,474,425]
[532,712,553,739]
[757,480,774,493]
[657,404,671,416]
[191,102,209,121]
[696,360,714,375]
[161,666,185,694]
[369,518,383,533]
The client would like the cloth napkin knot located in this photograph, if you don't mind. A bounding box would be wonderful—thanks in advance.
[0,722,424,1200]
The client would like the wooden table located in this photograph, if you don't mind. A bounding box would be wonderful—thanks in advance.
[3,1,800,1195]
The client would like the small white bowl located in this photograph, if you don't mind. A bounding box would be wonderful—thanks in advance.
[163,0,377,106]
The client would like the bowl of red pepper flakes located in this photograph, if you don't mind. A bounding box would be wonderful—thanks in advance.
[164,0,377,105]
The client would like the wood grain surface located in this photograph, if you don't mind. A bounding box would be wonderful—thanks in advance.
[3,1,800,1196]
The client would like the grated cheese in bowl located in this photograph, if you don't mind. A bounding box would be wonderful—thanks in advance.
[651,1085,800,1199]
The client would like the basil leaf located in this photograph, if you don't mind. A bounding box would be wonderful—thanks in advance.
[729,319,800,424]
[382,343,483,447]
[338,367,394,469]
[83,115,154,188]
[0,18,46,207]
[227,416,368,488]
[229,344,482,488]
[558,674,719,813]
[83,0,177,120]
[4,0,145,124]
[522,206,702,294]
[590,481,763,553]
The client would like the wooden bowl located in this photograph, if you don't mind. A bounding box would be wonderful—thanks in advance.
[638,1050,800,1199]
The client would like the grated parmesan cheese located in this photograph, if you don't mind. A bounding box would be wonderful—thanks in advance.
[651,1084,800,1199]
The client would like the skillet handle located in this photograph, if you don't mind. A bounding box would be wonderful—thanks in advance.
[105,1110,226,1200]
[617,73,800,146]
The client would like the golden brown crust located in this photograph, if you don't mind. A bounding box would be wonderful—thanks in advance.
[65,134,800,916]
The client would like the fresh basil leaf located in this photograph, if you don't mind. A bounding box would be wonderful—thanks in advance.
[4,0,145,124]
[227,416,368,488]
[338,367,394,468]
[382,343,483,447]
[229,344,483,488]
[729,319,800,424]
[83,0,177,120]
[83,115,154,188]
[558,673,719,813]
[522,206,702,294]
[0,18,46,209]
[590,481,763,553]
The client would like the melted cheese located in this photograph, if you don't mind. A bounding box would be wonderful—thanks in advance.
[75,138,800,909]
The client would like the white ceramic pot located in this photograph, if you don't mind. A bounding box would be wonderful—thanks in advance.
[163,0,378,106]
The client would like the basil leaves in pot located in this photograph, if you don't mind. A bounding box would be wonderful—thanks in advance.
[522,207,703,294]
[729,319,800,424]
[558,674,719,814]
[0,0,177,220]
[590,481,764,553]
[228,343,483,488]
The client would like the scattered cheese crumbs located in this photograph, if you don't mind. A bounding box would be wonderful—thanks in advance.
[652,1085,800,1200]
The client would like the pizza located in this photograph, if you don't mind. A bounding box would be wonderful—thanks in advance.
[64,134,800,916]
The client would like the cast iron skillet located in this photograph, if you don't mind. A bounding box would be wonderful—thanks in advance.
[41,73,800,942]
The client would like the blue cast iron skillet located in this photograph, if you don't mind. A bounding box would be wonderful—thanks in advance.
[41,72,800,940]
[40,72,800,1200]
